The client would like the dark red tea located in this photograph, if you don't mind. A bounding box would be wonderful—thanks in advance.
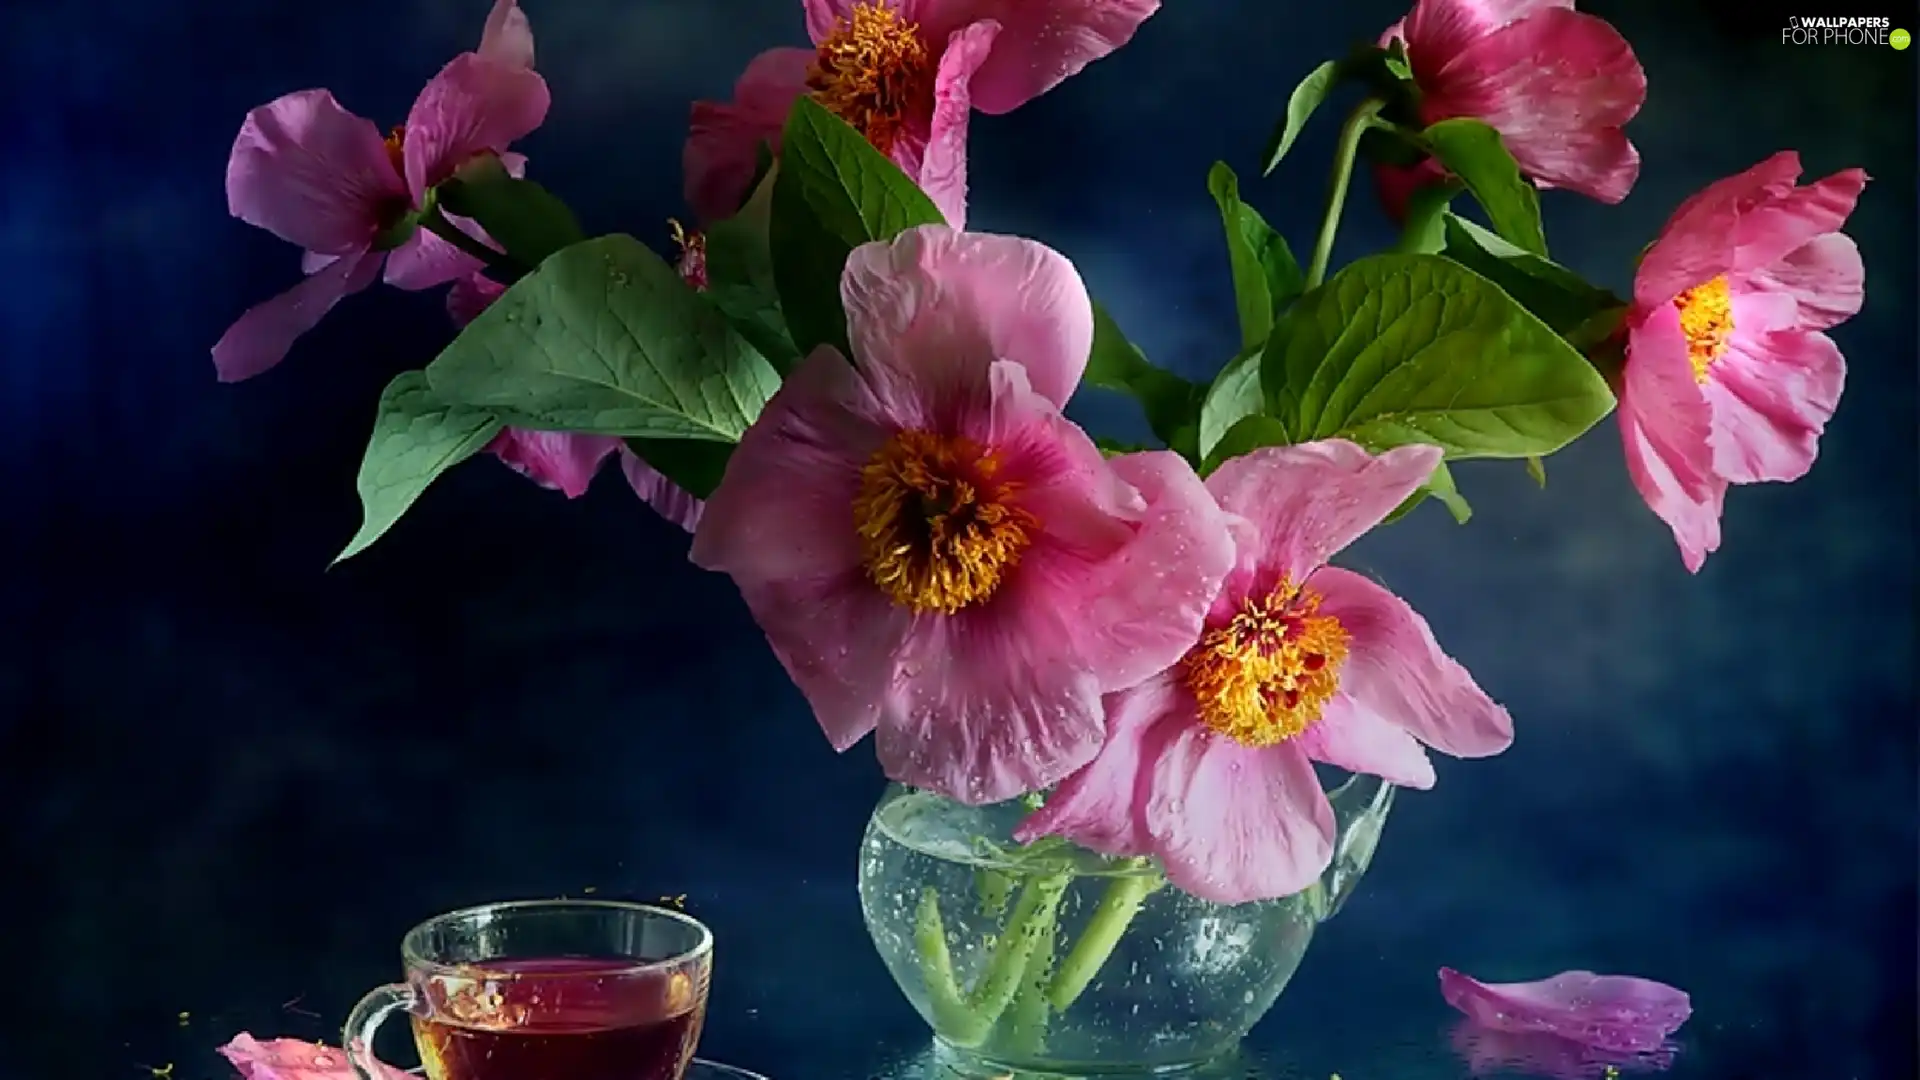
[412,956,708,1080]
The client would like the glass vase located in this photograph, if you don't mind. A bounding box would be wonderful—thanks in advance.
[857,773,1395,1078]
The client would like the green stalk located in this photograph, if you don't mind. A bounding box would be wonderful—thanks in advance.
[997,909,1059,1056]
[1303,98,1387,290]
[912,888,979,1040]
[1046,863,1164,1012]
[963,873,1071,1039]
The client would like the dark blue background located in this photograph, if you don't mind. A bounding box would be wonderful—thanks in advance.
[4,0,1913,1077]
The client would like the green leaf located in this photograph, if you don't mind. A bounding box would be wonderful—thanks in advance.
[1525,455,1547,488]
[622,436,733,500]
[1087,303,1204,460]
[1261,60,1343,175]
[425,234,780,441]
[1093,436,1152,458]
[437,158,586,268]
[335,372,503,564]
[1393,181,1463,255]
[1385,459,1473,525]
[769,97,946,358]
[1261,253,1615,459]
[1420,118,1546,257]
[1200,414,1293,475]
[1206,162,1303,350]
[1439,214,1618,337]
[1197,345,1264,460]
[703,169,802,374]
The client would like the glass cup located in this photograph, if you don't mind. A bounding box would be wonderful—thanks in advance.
[344,899,714,1080]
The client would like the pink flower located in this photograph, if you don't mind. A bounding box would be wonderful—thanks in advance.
[212,0,547,382]
[485,428,625,498]
[1374,0,1645,218]
[684,0,1160,227]
[1014,440,1513,903]
[218,1034,411,1080]
[690,224,1233,805]
[1616,151,1866,571]
[1440,968,1692,1055]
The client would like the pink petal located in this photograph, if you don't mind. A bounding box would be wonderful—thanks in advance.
[1307,566,1513,759]
[1298,693,1437,789]
[840,224,1095,412]
[479,0,535,69]
[1400,0,1573,66]
[1202,440,1441,588]
[384,221,488,290]
[620,448,706,533]
[929,0,1161,116]
[211,249,383,382]
[1633,151,1801,308]
[683,48,813,223]
[879,598,1107,805]
[803,0,858,44]
[447,272,507,326]
[737,571,913,755]
[300,250,340,274]
[402,52,550,204]
[226,89,403,255]
[1618,305,1722,571]
[1439,967,1692,1054]
[1042,449,1236,691]
[689,345,893,586]
[1146,728,1335,904]
[1703,328,1845,485]
[218,1034,412,1080]
[917,19,1000,229]
[1449,1022,1677,1080]
[1731,166,1868,278]
[1372,158,1450,224]
[1748,233,1864,332]
[1421,8,1644,203]
[486,429,622,497]
[1011,677,1178,855]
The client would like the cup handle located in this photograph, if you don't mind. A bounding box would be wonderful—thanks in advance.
[342,982,418,1080]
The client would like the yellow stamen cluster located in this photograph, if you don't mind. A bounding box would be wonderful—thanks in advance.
[1181,580,1351,746]
[806,3,933,155]
[853,429,1035,615]
[1675,274,1734,383]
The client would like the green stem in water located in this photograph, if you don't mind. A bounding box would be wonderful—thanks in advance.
[419,203,526,284]
[1304,98,1387,291]
[996,907,1058,1056]
[912,888,978,1040]
[1046,862,1164,1012]
[962,872,1070,1042]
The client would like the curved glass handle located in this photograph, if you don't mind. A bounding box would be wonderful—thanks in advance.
[1308,772,1397,923]
[342,982,417,1080]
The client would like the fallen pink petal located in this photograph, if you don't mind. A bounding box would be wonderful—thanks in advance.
[1439,967,1692,1054]
[218,1034,412,1080]
[1450,1020,1679,1079]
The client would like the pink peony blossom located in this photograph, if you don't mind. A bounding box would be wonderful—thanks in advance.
[1616,151,1866,571]
[684,0,1160,227]
[1014,440,1513,903]
[213,0,547,382]
[1440,967,1692,1055]
[1374,0,1645,218]
[441,221,709,531]
[690,224,1233,805]
[217,1034,411,1080]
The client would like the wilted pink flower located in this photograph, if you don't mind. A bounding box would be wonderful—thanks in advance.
[1617,151,1866,571]
[1440,968,1692,1055]
[441,220,709,530]
[1015,440,1513,903]
[1374,0,1645,218]
[684,0,1160,227]
[218,1034,411,1080]
[691,224,1233,804]
[212,0,547,382]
